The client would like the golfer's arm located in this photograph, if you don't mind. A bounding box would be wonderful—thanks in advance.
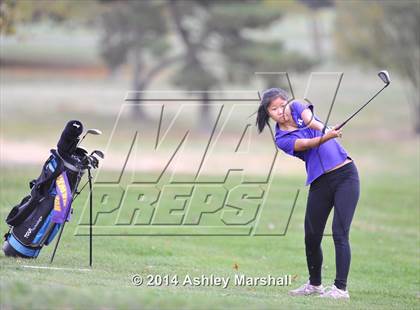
[301,109,325,131]
[294,135,332,151]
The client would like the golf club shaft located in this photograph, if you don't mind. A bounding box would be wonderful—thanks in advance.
[336,84,388,130]
[76,134,88,147]
[73,181,88,201]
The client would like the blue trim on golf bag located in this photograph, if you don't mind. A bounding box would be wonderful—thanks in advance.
[7,234,41,258]
[45,223,61,245]
[47,159,58,172]
[32,212,61,245]
[48,158,58,196]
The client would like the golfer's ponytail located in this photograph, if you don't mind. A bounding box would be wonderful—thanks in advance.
[256,104,269,133]
[256,87,289,133]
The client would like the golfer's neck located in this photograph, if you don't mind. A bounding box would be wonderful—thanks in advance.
[279,120,297,131]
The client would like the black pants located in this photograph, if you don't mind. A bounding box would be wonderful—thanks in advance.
[305,161,360,290]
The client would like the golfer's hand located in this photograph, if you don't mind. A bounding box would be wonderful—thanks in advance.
[325,125,343,139]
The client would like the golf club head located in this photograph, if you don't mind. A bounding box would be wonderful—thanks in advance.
[91,150,104,159]
[75,146,88,155]
[87,129,102,135]
[84,155,99,169]
[378,70,391,85]
[90,156,99,169]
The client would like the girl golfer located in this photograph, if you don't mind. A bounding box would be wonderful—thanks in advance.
[256,88,360,299]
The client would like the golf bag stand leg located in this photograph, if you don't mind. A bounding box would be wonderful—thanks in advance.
[88,167,93,267]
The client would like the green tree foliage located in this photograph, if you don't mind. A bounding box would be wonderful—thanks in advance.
[167,0,315,126]
[335,0,420,133]
[0,0,97,34]
[207,1,315,87]
[0,0,17,35]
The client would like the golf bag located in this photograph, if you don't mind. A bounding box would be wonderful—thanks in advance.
[2,120,99,259]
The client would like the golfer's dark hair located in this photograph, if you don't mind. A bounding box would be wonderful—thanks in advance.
[256,88,289,133]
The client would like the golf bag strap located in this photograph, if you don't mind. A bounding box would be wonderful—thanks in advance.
[29,179,36,189]
[4,231,10,241]
[5,195,33,226]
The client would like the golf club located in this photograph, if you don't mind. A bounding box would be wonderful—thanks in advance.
[91,150,105,159]
[75,146,88,156]
[336,70,390,130]
[77,129,102,147]
[70,152,104,201]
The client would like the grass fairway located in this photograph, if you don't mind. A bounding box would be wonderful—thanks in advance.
[0,165,418,310]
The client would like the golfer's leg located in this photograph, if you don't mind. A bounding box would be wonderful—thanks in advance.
[332,168,360,290]
[305,182,334,286]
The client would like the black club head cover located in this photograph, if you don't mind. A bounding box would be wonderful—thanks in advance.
[57,120,83,157]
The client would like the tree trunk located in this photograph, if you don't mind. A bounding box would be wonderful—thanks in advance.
[403,81,420,134]
[200,91,212,131]
[169,1,213,130]
[131,47,147,120]
[309,12,323,61]
[409,87,420,134]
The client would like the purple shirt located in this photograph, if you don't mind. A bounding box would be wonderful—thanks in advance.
[275,101,348,185]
